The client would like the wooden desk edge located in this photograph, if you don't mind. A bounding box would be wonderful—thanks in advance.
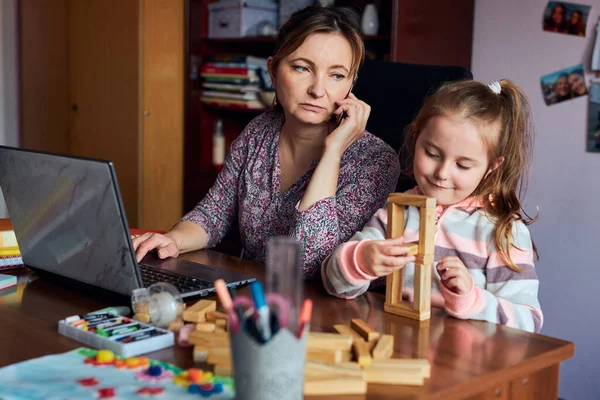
[428,342,574,400]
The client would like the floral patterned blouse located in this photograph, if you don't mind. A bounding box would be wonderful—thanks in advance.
[182,111,400,279]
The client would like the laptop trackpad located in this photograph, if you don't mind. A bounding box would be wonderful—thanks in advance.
[141,255,249,283]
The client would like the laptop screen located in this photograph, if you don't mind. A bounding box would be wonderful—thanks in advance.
[0,146,143,296]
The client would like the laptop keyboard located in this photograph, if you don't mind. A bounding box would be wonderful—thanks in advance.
[139,264,213,294]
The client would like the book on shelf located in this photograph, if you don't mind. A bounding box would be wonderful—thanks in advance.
[202,90,259,101]
[200,96,265,110]
[0,229,23,270]
[200,65,260,76]
[202,75,260,85]
[202,82,261,92]
[203,54,268,69]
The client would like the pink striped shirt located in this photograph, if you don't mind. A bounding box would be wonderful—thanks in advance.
[321,188,543,333]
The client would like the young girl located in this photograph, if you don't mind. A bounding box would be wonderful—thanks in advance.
[321,79,543,333]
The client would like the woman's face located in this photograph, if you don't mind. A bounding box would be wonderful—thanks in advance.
[554,76,569,97]
[552,6,565,24]
[269,33,354,127]
[568,73,586,95]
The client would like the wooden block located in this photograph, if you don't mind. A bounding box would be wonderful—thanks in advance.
[369,358,430,378]
[333,324,372,366]
[205,311,228,322]
[353,338,372,367]
[214,326,226,333]
[384,302,430,321]
[305,360,363,379]
[372,334,394,360]
[387,202,405,239]
[386,270,403,305]
[413,263,432,313]
[388,193,435,209]
[304,378,367,396]
[308,332,353,351]
[193,345,209,363]
[341,350,352,362]
[187,330,229,348]
[333,324,363,341]
[363,367,425,385]
[207,347,231,365]
[196,322,216,332]
[419,205,436,255]
[215,318,227,331]
[415,254,435,265]
[306,349,343,364]
[213,363,232,377]
[350,319,380,342]
[183,300,217,323]
[405,241,419,256]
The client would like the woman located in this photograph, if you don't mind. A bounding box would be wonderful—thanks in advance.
[133,6,400,279]
[567,10,586,36]
[543,4,568,33]
[547,73,570,105]
[568,71,587,97]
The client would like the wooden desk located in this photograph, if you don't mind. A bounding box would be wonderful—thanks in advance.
[0,249,573,399]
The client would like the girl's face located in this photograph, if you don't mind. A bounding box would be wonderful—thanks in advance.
[268,33,354,127]
[413,116,503,206]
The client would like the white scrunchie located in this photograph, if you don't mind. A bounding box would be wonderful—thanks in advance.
[488,81,501,94]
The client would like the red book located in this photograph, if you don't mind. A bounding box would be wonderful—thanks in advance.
[200,65,258,76]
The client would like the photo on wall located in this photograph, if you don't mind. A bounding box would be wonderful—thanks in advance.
[587,81,600,153]
[542,1,591,37]
[541,64,588,106]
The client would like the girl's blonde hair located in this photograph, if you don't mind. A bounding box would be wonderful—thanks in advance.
[401,79,538,271]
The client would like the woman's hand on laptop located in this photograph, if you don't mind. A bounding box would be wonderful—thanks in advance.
[132,233,179,263]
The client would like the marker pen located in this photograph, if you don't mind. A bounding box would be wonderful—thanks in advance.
[119,329,167,343]
[214,279,241,333]
[250,281,271,342]
[109,326,154,341]
[296,298,313,338]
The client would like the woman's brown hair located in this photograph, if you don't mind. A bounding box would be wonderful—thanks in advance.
[401,79,538,271]
[270,5,364,112]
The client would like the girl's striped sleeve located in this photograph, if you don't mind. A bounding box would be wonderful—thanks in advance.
[441,221,543,333]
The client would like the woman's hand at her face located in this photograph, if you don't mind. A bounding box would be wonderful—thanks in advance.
[325,93,371,159]
[131,232,180,263]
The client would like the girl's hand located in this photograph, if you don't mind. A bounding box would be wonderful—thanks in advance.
[436,256,473,295]
[358,237,415,277]
[132,232,180,263]
[325,93,371,158]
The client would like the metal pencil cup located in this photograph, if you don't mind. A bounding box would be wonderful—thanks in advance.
[230,327,308,400]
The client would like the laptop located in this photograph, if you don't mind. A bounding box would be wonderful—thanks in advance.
[0,146,255,298]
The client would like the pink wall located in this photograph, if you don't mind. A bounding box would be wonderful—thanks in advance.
[472,1,599,398]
